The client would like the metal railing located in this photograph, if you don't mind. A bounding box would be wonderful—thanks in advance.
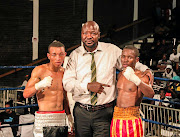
[140,103,180,137]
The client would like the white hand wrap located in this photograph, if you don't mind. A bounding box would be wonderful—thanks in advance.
[123,67,141,86]
[35,76,53,90]
[67,114,74,129]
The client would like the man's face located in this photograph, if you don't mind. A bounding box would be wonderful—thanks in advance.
[160,90,165,98]
[166,68,171,73]
[81,22,100,50]
[5,104,11,114]
[121,49,138,69]
[162,54,167,60]
[47,47,66,68]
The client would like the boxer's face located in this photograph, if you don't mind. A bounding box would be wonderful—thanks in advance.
[47,47,66,67]
[81,22,100,51]
[121,49,139,69]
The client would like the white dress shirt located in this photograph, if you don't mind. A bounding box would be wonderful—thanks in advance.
[169,53,180,63]
[63,42,148,105]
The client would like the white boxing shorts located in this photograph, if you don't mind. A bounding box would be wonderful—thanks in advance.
[34,110,67,137]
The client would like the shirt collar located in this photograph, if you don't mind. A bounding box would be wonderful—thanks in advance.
[81,42,103,56]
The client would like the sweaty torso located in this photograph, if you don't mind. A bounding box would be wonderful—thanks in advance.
[36,64,64,111]
[116,69,145,108]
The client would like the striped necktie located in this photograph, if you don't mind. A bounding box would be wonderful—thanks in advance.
[90,52,97,105]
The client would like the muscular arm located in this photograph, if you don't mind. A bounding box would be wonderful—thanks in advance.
[138,76,155,98]
[142,69,154,86]
[23,67,41,98]
[123,67,154,98]
[135,62,154,86]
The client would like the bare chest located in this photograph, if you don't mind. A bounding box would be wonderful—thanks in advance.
[117,76,137,92]
[51,73,63,91]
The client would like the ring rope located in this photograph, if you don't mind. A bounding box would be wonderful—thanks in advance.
[0,122,34,129]
[0,104,38,110]
[154,77,180,82]
[142,118,180,130]
[143,97,180,105]
[0,86,25,90]
[0,66,36,69]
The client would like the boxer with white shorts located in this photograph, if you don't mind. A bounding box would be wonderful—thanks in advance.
[23,41,73,137]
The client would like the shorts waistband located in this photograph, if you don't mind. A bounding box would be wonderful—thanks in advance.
[36,110,65,114]
[76,100,115,112]
[113,106,140,118]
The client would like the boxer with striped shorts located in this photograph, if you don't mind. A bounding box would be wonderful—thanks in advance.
[110,45,154,137]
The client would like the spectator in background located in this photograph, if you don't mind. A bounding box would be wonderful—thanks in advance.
[17,75,29,102]
[151,88,170,107]
[149,88,169,135]
[162,65,177,100]
[21,75,29,87]
[169,48,180,72]
[0,100,19,137]
[176,56,180,72]
[153,72,165,93]
[157,53,171,71]
[168,75,180,109]
[154,21,170,42]
[177,44,180,53]
[162,65,177,79]
[21,75,38,114]
[153,39,172,65]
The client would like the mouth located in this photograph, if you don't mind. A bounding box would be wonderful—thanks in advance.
[85,40,94,44]
[55,62,62,65]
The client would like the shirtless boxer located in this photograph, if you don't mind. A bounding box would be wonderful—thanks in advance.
[23,41,73,137]
[110,45,154,137]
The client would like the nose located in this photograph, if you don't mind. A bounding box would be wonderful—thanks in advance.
[56,55,62,60]
[86,33,92,38]
[123,57,128,62]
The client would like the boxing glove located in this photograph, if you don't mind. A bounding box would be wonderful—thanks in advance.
[123,67,141,86]
[35,76,53,90]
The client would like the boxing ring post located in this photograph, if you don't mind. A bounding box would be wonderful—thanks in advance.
[32,0,39,61]
[3,89,5,107]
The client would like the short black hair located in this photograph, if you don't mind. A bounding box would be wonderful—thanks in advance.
[48,40,65,53]
[159,88,166,93]
[123,45,140,57]
[5,100,13,107]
